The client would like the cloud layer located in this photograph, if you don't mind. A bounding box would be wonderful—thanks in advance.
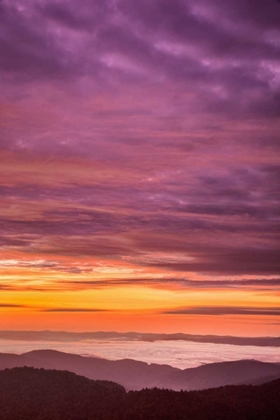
[0,0,279,332]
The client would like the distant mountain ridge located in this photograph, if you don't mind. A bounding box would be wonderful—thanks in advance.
[0,349,280,391]
[154,359,280,391]
[1,330,279,346]
[0,367,279,420]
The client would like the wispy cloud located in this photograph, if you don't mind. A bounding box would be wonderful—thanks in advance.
[41,307,109,312]
[162,306,280,316]
[63,278,280,291]
[0,303,27,308]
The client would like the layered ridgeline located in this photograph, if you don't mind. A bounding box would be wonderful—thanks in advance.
[1,330,279,346]
[1,350,280,391]
[0,367,279,420]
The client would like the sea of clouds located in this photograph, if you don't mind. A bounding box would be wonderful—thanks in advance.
[1,339,280,369]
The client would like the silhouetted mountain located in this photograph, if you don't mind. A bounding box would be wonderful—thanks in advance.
[0,350,280,391]
[1,330,279,346]
[125,379,280,420]
[0,350,176,390]
[155,359,280,391]
[0,353,25,370]
[0,367,125,420]
[0,367,279,420]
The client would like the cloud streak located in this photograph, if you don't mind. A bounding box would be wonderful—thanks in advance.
[163,306,280,316]
[0,303,26,308]
[62,278,280,292]
[41,307,109,313]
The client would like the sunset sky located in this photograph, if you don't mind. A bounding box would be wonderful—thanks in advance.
[0,0,280,336]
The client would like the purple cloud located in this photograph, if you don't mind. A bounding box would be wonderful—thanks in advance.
[0,0,279,295]
[0,0,279,114]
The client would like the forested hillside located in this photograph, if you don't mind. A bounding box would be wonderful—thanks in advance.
[0,367,279,420]
[0,368,125,420]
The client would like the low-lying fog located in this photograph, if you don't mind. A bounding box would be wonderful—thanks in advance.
[1,338,279,369]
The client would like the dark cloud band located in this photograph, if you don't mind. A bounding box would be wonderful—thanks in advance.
[162,306,280,316]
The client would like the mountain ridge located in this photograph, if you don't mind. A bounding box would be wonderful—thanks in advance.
[0,367,279,420]
[1,330,279,346]
[1,349,280,391]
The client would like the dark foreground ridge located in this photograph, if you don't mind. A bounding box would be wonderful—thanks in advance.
[1,349,280,391]
[0,367,279,420]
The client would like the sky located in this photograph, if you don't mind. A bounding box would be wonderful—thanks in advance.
[0,0,280,336]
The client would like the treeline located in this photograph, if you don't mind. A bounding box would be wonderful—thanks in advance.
[0,367,279,420]
[0,368,125,420]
